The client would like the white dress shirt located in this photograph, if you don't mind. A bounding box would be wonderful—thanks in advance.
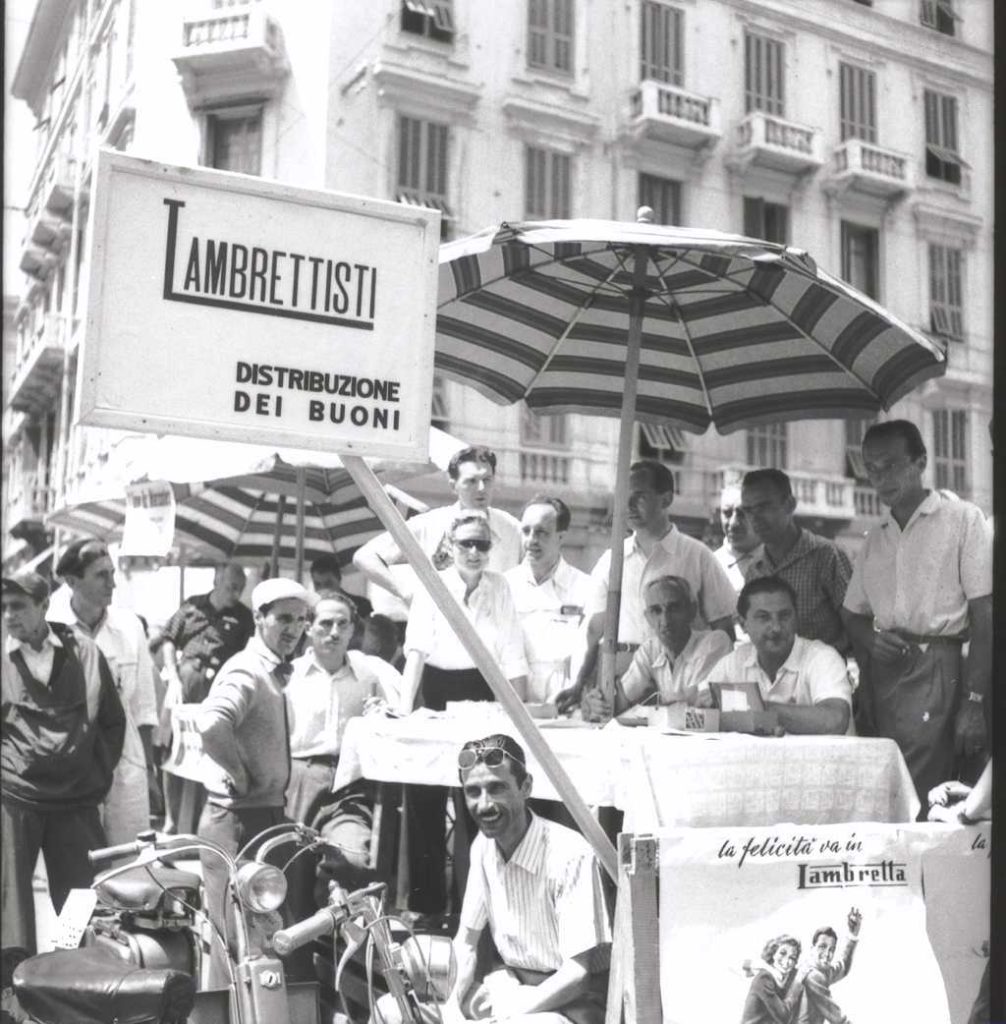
[286,649,402,758]
[619,629,732,706]
[404,568,528,679]
[504,558,593,702]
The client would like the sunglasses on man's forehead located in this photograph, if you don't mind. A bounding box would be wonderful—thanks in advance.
[454,538,492,553]
[457,745,525,771]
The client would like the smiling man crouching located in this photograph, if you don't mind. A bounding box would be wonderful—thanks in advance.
[378,733,611,1024]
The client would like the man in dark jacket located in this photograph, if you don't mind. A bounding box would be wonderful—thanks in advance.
[1,570,125,954]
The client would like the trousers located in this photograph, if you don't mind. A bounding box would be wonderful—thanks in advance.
[1,797,106,954]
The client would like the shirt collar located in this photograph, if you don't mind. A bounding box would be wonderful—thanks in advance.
[517,556,564,587]
[650,630,697,669]
[5,626,61,655]
[878,490,939,530]
[747,636,803,678]
[629,523,677,555]
[500,812,547,874]
[248,634,284,669]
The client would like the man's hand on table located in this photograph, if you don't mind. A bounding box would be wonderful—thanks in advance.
[580,688,613,723]
[554,681,583,716]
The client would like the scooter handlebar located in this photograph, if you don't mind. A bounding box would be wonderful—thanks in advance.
[88,839,143,865]
[272,906,344,957]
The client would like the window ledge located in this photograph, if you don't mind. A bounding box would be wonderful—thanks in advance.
[510,69,589,102]
[502,95,600,152]
[372,60,481,121]
[382,34,471,72]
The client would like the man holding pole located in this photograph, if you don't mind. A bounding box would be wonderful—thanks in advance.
[558,460,735,715]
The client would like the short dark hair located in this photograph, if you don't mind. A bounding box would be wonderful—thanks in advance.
[55,540,111,580]
[458,733,528,787]
[742,468,793,502]
[862,419,926,459]
[629,459,675,497]
[520,495,571,532]
[762,935,801,964]
[812,926,838,947]
[737,576,798,618]
[311,589,358,624]
[448,446,497,481]
[310,553,342,578]
[362,614,400,661]
[644,574,696,610]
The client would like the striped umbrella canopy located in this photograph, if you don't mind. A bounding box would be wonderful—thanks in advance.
[435,214,947,695]
[435,217,946,432]
[47,430,465,573]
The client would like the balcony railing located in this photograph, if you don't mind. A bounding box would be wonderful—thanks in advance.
[5,469,52,535]
[731,111,824,176]
[627,79,721,150]
[828,140,915,199]
[173,2,288,106]
[8,313,66,414]
[854,485,883,519]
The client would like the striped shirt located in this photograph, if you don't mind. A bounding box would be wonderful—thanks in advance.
[460,812,611,973]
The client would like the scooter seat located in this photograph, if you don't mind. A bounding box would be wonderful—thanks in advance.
[96,863,202,911]
[12,945,195,1024]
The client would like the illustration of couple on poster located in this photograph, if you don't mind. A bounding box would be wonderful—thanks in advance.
[740,907,861,1024]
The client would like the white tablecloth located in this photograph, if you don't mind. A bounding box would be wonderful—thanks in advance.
[334,709,920,829]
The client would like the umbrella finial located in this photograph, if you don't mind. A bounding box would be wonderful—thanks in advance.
[636,205,655,224]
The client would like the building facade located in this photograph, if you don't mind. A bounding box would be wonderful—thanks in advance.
[5,0,993,578]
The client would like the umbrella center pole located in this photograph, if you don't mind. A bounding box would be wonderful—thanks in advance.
[599,265,649,702]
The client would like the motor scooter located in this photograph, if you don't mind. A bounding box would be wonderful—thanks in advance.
[11,825,327,1024]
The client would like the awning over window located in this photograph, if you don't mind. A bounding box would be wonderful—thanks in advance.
[396,191,453,218]
[640,422,686,452]
[925,143,970,169]
[403,0,454,31]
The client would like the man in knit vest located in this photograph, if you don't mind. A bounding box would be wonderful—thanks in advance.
[2,570,125,955]
[196,576,315,986]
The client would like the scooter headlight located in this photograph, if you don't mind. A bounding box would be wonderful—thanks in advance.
[235,862,287,913]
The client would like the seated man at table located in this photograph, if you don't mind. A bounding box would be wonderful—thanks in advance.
[582,575,731,722]
[704,577,851,735]
[378,733,611,1024]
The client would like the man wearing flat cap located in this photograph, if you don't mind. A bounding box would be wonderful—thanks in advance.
[196,576,315,985]
[2,571,126,955]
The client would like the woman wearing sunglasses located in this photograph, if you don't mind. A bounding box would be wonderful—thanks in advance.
[400,513,528,913]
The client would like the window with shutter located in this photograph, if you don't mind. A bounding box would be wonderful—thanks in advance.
[744,33,785,116]
[932,408,968,494]
[640,2,683,85]
[928,245,964,341]
[525,146,572,219]
[401,0,454,43]
[639,173,682,226]
[923,90,965,185]
[528,0,574,74]
[838,62,876,143]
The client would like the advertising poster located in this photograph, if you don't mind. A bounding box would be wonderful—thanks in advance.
[657,823,952,1023]
[119,480,176,558]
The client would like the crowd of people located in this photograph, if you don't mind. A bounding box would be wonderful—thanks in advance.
[1,422,993,1019]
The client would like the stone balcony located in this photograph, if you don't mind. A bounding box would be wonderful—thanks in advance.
[729,111,824,177]
[626,79,721,151]
[35,151,76,217]
[827,139,915,199]
[172,2,289,107]
[4,468,52,541]
[8,313,66,415]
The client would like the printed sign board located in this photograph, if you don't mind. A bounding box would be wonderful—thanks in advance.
[79,151,439,459]
[120,480,176,557]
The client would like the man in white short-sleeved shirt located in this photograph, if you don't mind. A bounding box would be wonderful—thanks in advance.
[840,419,991,805]
[505,497,593,703]
[353,446,521,607]
[705,577,851,735]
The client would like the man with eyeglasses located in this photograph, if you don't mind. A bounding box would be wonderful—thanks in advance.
[379,733,611,1024]
[840,420,991,809]
[400,513,528,914]
[353,445,521,608]
[740,469,852,655]
[581,575,731,721]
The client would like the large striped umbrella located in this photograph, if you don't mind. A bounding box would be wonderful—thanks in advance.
[435,214,947,693]
[47,430,465,576]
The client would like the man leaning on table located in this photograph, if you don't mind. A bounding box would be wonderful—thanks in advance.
[840,419,991,807]
[582,575,731,722]
[559,460,735,710]
[705,577,852,735]
[505,496,593,704]
[377,733,611,1024]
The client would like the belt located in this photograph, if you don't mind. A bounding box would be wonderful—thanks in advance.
[893,630,967,646]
